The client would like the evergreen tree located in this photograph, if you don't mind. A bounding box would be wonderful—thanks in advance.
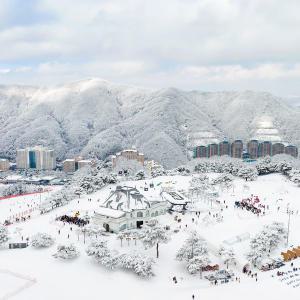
[140,220,170,258]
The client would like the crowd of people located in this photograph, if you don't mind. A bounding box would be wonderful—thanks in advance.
[235,195,264,215]
[56,214,89,227]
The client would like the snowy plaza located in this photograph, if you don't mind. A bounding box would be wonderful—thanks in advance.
[1,170,300,300]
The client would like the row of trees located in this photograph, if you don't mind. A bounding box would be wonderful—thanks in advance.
[0,183,41,197]
[86,239,155,277]
[86,221,171,277]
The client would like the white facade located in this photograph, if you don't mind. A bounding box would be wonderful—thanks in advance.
[0,159,10,171]
[93,201,167,233]
[16,149,27,169]
[16,146,56,170]
[78,159,92,169]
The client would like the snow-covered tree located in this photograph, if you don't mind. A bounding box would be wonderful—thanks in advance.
[40,162,117,213]
[151,165,166,178]
[176,231,210,276]
[139,220,170,258]
[0,225,9,245]
[246,222,287,267]
[219,246,236,268]
[135,170,146,180]
[83,224,105,237]
[255,156,277,175]
[0,183,40,197]
[53,244,79,259]
[189,174,211,197]
[86,239,119,269]
[237,166,258,181]
[288,169,300,186]
[212,173,234,190]
[176,231,209,262]
[31,233,55,248]
[187,255,210,277]
[119,253,155,278]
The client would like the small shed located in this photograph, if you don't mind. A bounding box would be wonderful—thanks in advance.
[9,242,28,249]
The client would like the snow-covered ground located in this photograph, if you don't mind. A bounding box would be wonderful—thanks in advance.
[1,174,300,300]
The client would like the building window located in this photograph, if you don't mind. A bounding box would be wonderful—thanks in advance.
[137,212,143,218]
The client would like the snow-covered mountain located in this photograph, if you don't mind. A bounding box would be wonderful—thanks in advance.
[0,78,299,168]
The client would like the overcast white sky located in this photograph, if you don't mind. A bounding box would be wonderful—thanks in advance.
[0,0,300,97]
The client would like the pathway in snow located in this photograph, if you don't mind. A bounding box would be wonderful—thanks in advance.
[0,269,36,300]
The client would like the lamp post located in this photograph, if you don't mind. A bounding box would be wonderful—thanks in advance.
[286,208,292,246]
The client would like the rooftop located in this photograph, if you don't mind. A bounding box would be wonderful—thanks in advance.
[95,207,126,218]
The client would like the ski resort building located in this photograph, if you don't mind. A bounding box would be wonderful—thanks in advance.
[258,141,272,157]
[0,159,10,171]
[247,140,259,159]
[219,141,231,156]
[16,146,56,170]
[111,149,144,169]
[231,140,243,158]
[194,146,207,158]
[272,143,285,156]
[207,143,218,158]
[285,145,298,158]
[194,139,298,159]
[63,157,92,173]
[92,186,167,233]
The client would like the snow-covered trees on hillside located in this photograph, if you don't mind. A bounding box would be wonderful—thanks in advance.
[169,166,191,176]
[192,157,243,175]
[53,244,79,259]
[139,220,170,258]
[176,231,210,276]
[188,156,300,186]
[31,233,55,248]
[219,246,236,268]
[246,222,287,267]
[0,226,9,245]
[40,161,117,213]
[86,239,119,269]
[0,183,40,197]
[119,253,155,278]
[237,166,258,181]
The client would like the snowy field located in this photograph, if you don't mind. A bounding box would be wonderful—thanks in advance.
[1,174,300,300]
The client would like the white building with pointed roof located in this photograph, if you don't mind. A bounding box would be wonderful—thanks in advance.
[92,185,167,233]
